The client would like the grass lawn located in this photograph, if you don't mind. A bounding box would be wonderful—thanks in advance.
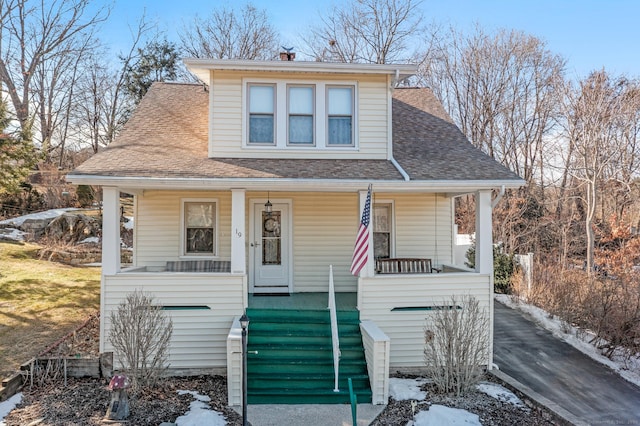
[0,241,100,378]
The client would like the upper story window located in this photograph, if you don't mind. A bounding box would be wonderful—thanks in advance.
[244,80,357,149]
[248,84,275,144]
[327,86,354,146]
[182,199,218,257]
[288,85,314,145]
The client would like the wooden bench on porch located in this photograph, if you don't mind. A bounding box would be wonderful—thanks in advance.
[165,260,231,273]
[375,258,438,274]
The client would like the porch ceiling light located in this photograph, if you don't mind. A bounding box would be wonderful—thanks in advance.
[264,192,272,214]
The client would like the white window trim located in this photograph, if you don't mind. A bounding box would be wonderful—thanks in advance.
[373,200,395,259]
[247,83,277,146]
[242,78,358,150]
[180,198,220,259]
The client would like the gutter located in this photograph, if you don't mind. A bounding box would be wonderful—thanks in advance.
[67,174,523,193]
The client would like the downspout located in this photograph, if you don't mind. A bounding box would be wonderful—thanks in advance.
[391,157,410,181]
[491,185,506,209]
[389,70,410,181]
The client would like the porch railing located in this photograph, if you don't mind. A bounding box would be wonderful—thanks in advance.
[327,265,341,392]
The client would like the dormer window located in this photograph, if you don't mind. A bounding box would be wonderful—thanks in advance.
[327,86,354,146]
[248,84,275,144]
[288,85,314,145]
[244,79,357,149]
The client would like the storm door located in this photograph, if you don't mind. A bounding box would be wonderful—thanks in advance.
[251,201,291,293]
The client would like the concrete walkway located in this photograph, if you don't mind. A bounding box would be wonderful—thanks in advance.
[234,403,385,426]
[494,300,640,425]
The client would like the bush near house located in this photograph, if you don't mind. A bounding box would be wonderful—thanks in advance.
[423,295,489,396]
[465,244,515,294]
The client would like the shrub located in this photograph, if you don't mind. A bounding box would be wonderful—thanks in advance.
[76,185,95,208]
[423,295,489,396]
[109,290,173,390]
[465,244,515,293]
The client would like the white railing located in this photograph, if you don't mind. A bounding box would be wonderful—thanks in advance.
[327,264,341,392]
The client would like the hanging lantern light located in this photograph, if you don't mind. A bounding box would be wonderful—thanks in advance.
[264,192,272,214]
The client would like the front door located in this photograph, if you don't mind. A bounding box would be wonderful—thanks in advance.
[251,201,291,293]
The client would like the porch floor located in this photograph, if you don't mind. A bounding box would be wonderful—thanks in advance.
[248,292,357,310]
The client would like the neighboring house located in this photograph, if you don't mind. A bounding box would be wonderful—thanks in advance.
[67,56,523,406]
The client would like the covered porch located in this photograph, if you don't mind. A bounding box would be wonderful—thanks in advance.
[99,185,497,405]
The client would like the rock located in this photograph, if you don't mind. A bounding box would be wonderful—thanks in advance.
[45,213,100,243]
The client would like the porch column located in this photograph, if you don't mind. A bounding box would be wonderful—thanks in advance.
[474,190,493,275]
[475,189,494,370]
[231,189,246,274]
[102,186,121,275]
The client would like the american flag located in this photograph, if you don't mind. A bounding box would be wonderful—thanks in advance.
[350,185,372,276]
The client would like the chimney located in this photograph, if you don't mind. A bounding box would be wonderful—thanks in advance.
[280,47,295,61]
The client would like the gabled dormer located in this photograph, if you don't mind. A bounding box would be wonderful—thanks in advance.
[184,58,416,160]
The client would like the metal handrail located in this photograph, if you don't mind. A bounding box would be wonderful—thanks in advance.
[328,264,341,392]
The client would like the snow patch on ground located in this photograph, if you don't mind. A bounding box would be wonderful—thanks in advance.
[496,294,640,388]
[0,393,22,426]
[476,382,525,408]
[123,216,134,230]
[0,227,27,242]
[389,377,527,426]
[80,236,100,244]
[0,208,78,227]
[410,405,481,426]
[389,377,429,401]
[174,390,226,426]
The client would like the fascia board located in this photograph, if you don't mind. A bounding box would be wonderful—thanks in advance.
[67,174,524,193]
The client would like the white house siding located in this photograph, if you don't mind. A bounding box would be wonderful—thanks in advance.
[377,192,453,268]
[209,71,389,159]
[358,273,492,368]
[135,191,232,268]
[288,192,359,292]
[103,273,246,370]
[134,191,453,291]
[261,192,452,293]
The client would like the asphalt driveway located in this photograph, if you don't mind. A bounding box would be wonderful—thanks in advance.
[493,300,640,425]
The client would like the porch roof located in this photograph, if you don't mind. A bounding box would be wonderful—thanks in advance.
[68,82,523,189]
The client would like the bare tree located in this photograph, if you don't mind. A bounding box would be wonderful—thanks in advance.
[420,25,565,186]
[0,0,107,159]
[561,70,631,272]
[70,17,155,156]
[32,33,98,163]
[179,3,279,60]
[304,0,423,64]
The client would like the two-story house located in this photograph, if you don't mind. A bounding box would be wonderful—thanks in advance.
[67,56,523,406]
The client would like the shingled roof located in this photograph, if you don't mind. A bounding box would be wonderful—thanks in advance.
[70,82,521,185]
[392,88,520,181]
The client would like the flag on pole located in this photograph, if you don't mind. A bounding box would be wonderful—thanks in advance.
[350,185,372,276]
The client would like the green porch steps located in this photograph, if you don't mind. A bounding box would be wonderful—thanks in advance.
[245,307,372,404]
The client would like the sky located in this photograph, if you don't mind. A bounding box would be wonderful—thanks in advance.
[96,0,640,80]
